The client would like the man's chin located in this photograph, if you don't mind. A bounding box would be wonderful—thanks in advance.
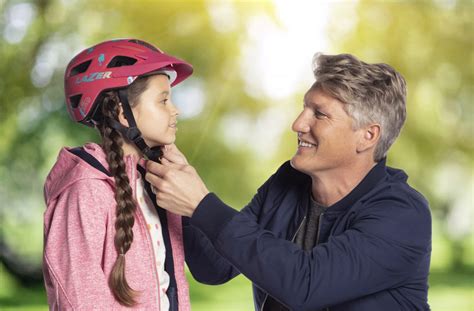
[290,156,306,172]
[289,157,297,169]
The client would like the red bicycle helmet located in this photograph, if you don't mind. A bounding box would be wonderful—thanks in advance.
[64,38,193,126]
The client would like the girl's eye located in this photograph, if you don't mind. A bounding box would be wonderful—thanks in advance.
[161,99,168,105]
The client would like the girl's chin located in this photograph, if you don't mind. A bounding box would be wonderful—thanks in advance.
[145,136,176,148]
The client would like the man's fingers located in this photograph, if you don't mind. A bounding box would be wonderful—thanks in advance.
[146,160,168,177]
[162,151,187,165]
[163,143,181,154]
[145,171,164,188]
[161,157,185,169]
[162,144,188,165]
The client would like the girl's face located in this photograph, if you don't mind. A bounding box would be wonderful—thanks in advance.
[129,74,179,147]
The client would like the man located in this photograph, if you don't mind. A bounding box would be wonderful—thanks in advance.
[146,53,432,310]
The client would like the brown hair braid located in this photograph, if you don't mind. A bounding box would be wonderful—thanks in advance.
[96,76,152,306]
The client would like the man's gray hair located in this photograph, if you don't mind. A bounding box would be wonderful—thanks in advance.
[312,53,407,162]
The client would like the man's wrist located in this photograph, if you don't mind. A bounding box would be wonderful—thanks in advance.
[189,190,210,217]
[189,193,238,242]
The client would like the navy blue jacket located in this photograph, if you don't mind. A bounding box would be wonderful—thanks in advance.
[184,159,432,311]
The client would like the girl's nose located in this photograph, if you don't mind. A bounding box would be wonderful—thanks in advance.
[169,101,180,116]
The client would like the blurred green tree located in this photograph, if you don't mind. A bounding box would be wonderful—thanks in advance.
[325,0,473,269]
[1,0,473,309]
[0,0,274,284]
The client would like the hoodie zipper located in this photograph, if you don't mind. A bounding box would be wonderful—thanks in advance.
[135,198,162,309]
[130,159,162,309]
[260,215,307,311]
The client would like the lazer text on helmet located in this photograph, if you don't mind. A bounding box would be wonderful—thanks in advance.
[75,71,112,84]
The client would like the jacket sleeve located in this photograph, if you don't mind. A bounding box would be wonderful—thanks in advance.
[183,219,240,284]
[190,192,431,310]
[43,179,117,310]
[183,171,276,285]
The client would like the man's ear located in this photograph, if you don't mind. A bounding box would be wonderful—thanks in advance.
[356,123,381,153]
[117,103,130,127]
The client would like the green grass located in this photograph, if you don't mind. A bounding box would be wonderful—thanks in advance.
[0,263,46,311]
[1,263,473,310]
[188,274,254,311]
[0,262,254,311]
[428,268,474,311]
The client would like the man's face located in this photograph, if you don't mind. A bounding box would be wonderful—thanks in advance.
[290,87,362,177]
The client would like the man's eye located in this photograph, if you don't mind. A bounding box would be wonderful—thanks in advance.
[314,110,326,119]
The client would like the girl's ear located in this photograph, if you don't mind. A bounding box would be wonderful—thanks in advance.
[117,103,130,127]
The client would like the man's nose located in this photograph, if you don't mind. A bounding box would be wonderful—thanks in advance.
[292,111,310,133]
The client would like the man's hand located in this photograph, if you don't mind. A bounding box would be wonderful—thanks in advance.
[145,145,209,217]
[161,144,188,165]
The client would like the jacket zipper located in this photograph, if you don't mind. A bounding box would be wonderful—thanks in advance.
[260,295,269,311]
[260,207,330,311]
[315,213,330,311]
[315,213,324,246]
[291,216,307,243]
[260,216,307,311]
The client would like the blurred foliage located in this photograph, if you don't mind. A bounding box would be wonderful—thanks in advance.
[323,2,474,308]
[324,0,474,271]
[0,0,473,310]
[0,0,276,265]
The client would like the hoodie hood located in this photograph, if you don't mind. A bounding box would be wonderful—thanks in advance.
[44,142,144,206]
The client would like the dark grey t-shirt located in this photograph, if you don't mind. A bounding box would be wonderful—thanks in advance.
[295,197,328,251]
[264,196,328,311]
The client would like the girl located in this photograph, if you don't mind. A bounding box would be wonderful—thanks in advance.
[43,39,193,310]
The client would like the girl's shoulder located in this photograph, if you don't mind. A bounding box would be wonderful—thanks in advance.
[44,143,113,206]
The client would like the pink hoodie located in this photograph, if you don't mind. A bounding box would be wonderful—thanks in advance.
[43,143,190,310]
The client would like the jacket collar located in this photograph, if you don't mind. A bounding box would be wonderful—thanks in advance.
[324,158,387,213]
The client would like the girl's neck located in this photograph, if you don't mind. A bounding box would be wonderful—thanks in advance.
[121,141,143,158]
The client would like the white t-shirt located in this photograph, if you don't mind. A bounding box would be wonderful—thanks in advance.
[136,174,170,311]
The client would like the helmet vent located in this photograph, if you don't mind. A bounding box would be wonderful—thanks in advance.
[69,94,82,108]
[107,56,138,68]
[70,60,92,77]
[128,39,160,52]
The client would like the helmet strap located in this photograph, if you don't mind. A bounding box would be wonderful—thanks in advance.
[106,89,162,161]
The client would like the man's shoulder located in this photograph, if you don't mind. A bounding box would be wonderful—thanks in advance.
[352,167,432,248]
[385,166,428,205]
[361,166,430,217]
